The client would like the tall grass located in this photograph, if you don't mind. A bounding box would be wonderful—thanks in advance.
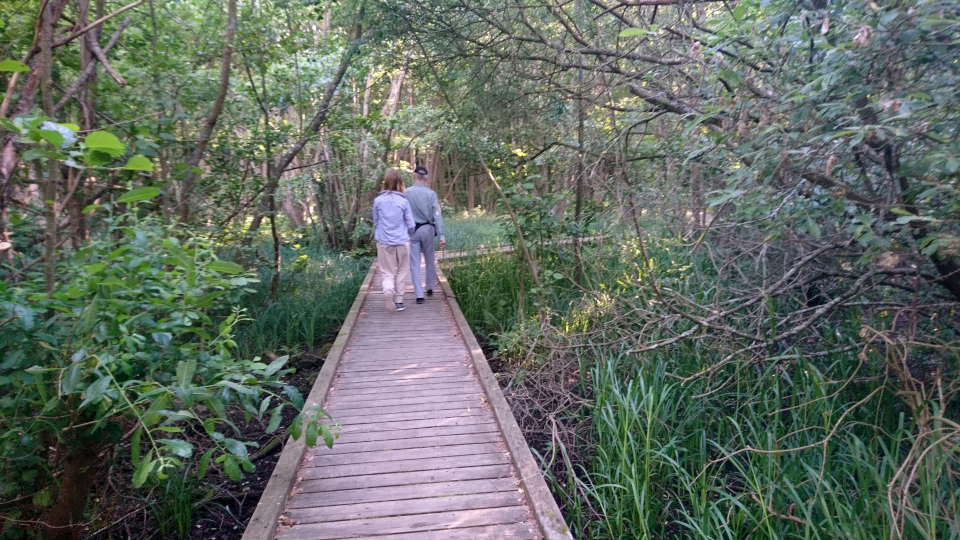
[447,234,960,539]
[442,210,508,252]
[235,245,369,357]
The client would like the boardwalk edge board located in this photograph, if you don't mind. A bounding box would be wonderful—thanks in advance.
[437,269,575,540]
[241,263,376,540]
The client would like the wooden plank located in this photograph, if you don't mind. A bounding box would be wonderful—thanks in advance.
[332,414,495,435]
[241,263,376,540]
[326,523,539,540]
[298,452,510,480]
[330,374,475,390]
[336,361,472,374]
[284,491,524,525]
[327,383,479,401]
[327,392,483,411]
[333,368,472,384]
[276,507,531,540]
[286,478,520,508]
[328,407,490,426]
[297,463,514,493]
[439,269,573,540]
[331,421,497,443]
[325,398,483,419]
[307,432,502,456]
[302,442,505,467]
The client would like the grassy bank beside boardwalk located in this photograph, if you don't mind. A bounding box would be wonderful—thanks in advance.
[447,233,959,540]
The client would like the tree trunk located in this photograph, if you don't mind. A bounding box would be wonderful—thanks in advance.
[180,0,237,219]
[40,448,101,540]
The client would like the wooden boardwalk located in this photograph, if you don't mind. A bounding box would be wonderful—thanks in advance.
[243,262,571,540]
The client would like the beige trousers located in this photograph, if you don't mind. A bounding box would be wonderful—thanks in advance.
[377,242,410,305]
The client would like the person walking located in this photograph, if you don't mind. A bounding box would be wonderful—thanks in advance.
[406,165,445,304]
[372,169,415,312]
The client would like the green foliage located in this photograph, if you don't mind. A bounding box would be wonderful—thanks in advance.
[442,210,508,252]
[0,211,328,522]
[235,244,370,356]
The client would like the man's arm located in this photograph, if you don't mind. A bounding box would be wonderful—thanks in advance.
[432,191,445,248]
[403,200,415,232]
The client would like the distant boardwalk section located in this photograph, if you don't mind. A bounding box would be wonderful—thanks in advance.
[242,262,572,540]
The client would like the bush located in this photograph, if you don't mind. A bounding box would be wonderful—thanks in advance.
[0,215,329,538]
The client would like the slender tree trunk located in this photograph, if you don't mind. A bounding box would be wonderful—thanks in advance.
[180,0,237,220]
[40,448,101,540]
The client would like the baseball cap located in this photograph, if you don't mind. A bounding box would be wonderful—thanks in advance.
[414,166,428,175]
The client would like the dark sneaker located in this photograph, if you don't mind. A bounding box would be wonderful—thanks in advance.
[426,289,434,296]
[395,303,405,311]
[416,298,425,304]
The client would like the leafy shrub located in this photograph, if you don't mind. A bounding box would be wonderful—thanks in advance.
[0,213,330,536]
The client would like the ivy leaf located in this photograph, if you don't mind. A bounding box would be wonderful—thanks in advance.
[618,28,646,37]
[123,154,154,171]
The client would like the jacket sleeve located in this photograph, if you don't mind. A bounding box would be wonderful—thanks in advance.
[432,192,445,241]
[371,198,380,235]
[403,200,415,233]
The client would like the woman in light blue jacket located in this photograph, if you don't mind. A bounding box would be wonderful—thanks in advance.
[372,169,415,312]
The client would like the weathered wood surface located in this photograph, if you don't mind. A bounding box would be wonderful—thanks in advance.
[257,263,572,540]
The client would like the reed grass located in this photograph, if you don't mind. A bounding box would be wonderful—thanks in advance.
[447,233,960,540]
[235,245,369,357]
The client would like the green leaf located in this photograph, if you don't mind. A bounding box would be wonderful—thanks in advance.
[158,438,193,458]
[80,375,111,409]
[61,363,82,394]
[38,129,64,148]
[176,359,196,388]
[0,59,30,72]
[266,405,284,433]
[284,386,304,409]
[123,154,154,171]
[305,417,318,447]
[618,28,646,37]
[32,490,53,507]
[116,187,161,204]
[84,131,125,157]
[263,355,289,377]
[133,450,155,487]
[321,425,335,449]
[224,438,248,459]
[131,428,142,466]
[733,4,745,22]
[197,448,215,479]
[207,260,244,274]
[221,455,241,481]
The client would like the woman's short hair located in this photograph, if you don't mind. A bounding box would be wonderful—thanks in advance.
[382,169,405,192]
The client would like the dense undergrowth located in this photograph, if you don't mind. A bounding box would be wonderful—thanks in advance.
[235,244,370,358]
[448,226,960,539]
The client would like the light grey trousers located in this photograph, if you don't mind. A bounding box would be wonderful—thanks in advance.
[409,224,436,299]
